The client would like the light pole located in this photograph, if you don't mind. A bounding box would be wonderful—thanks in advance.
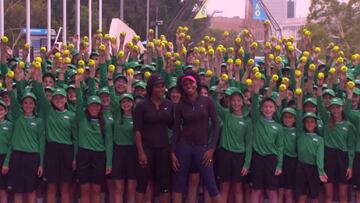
[26,0,30,62]
[99,0,102,31]
[47,0,51,50]
[0,0,4,36]
[62,0,67,43]
[120,0,124,20]
[76,0,80,49]
[88,0,92,50]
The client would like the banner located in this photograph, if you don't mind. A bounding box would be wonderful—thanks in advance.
[194,0,208,20]
[253,0,267,20]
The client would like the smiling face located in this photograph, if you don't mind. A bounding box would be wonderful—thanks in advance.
[170,88,181,104]
[87,103,101,117]
[282,112,295,128]
[330,104,343,120]
[52,95,67,111]
[182,79,197,96]
[352,94,360,109]
[100,93,111,107]
[120,98,133,113]
[67,88,76,103]
[304,102,317,113]
[304,117,317,133]
[261,100,276,119]
[230,94,243,113]
[115,78,127,94]
[152,83,165,99]
[43,76,55,87]
[22,97,36,116]
[0,105,8,121]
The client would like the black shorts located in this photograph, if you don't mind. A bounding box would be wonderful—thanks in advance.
[0,154,6,190]
[136,146,170,194]
[324,147,349,184]
[352,152,360,190]
[76,148,106,185]
[295,162,321,199]
[43,142,74,184]
[111,145,137,180]
[7,151,40,193]
[279,155,297,190]
[249,151,279,190]
[215,148,246,183]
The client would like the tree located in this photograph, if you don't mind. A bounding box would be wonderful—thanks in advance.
[306,0,360,55]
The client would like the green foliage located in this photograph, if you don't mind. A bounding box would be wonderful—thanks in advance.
[306,0,360,56]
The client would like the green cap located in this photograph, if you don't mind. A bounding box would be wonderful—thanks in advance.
[114,74,128,82]
[66,84,76,90]
[87,96,101,105]
[329,97,343,106]
[52,88,67,97]
[97,87,110,95]
[0,100,7,109]
[119,93,134,102]
[304,97,317,106]
[353,88,360,96]
[140,64,156,72]
[126,61,141,69]
[44,86,54,92]
[262,92,278,105]
[303,112,317,120]
[282,107,296,116]
[209,86,217,92]
[355,79,360,85]
[322,89,335,97]
[224,87,238,96]
[230,89,243,98]
[134,81,146,89]
[71,49,79,56]
[90,50,99,57]
[183,65,192,71]
[21,92,37,101]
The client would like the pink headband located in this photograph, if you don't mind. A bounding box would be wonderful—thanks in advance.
[181,75,196,85]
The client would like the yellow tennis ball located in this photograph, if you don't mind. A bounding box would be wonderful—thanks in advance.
[68,43,75,50]
[175,60,181,67]
[165,52,172,58]
[83,36,89,42]
[337,57,344,64]
[314,47,321,53]
[1,36,8,43]
[88,59,95,66]
[174,52,180,59]
[120,32,126,37]
[110,36,117,43]
[206,70,213,77]
[210,37,216,43]
[245,79,253,86]
[248,59,255,66]
[34,57,42,63]
[149,29,154,34]
[63,49,70,56]
[275,45,281,51]
[55,52,61,59]
[347,81,355,89]
[309,63,316,72]
[243,29,249,36]
[77,68,85,75]
[223,31,229,37]
[279,84,287,92]
[295,70,302,78]
[328,67,336,74]
[235,37,242,44]
[252,66,259,73]
[268,54,275,60]
[275,56,282,63]
[104,34,110,40]
[317,72,324,80]
[144,71,151,78]
[221,74,229,81]
[118,51,125,58]
[208,49,215,56]
[295,88,302,95]
[265,41,271,48]
[78,60,85,67]
[99,44,106,51]
[40,47,46,53]
[34,61,41,69]
[264,20,271,25]
[282,77,289,84]
[341,66,348,73]
[235,59,242,66]
[193,59,200,66]
[251,42,258,48]
[227,58,234,65]
[288,45,294,52]
[18,61,25,69]
[255,72,262,79]
[300,56,308,63]
[272,74,279,82]
[108,64,115,72]
[24,43,30,49]
[227,47,234,53]
[6,70,14,78]
[126,68,134,75]
[65,57,72,64]
[238,47,244,55]
[332,46,340,52]
[303,51,310,57]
